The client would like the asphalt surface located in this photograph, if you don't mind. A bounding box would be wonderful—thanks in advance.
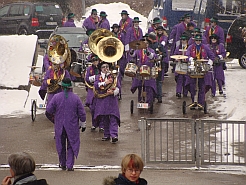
[1,65,246,184]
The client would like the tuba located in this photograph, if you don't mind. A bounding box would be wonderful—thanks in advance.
[88,28,124,62]
[88,29,124,98]
[47,35,70,93]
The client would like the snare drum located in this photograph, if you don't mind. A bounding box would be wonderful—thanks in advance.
[139,65,150,77]
[187,60,208,78]
[175,61,188,74]
[125,63,138,77]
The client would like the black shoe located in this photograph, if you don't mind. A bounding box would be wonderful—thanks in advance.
[102,137,110,141]
[176,93,181,98]
[59,165,66,171]
[111,137,118,143]
[157,99,162,103]
[219,90,223,95]
[67,168,74,171]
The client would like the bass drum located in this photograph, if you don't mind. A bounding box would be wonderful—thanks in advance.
[139,65,150,77]
[125,63,138,77]
[175,61,188,74]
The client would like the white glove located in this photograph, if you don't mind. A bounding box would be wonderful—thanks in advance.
[168,39,173,44]
[189,57,194,62]
[218,55,223,60]
[89,75,95,83]
[113,87,120,96]
[161,41,166,47]
[208,59,213,66]
[79,120,86,128]
[125,44,129,51]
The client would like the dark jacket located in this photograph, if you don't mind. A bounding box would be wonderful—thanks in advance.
[13,173,48,185]
[114,173,147,185]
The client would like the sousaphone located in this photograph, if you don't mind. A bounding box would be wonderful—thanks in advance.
[88,28,124,63]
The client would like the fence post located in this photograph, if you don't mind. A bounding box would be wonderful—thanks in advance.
[196,119,201,169]
[140,117,147,164]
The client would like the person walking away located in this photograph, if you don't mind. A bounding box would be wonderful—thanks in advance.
[1,152,48,185]
[46,78,86,171]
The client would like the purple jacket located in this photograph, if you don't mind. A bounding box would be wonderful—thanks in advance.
[119,17,133,44]
[63,19,76,27]
[43,54,51,71]
[93,73,120,124]
[204,25,225,44]
[130,48,157,94]
[98,18,110,30]
[46,90,86,158]
[83,16,99,30]
[125,27,143,45]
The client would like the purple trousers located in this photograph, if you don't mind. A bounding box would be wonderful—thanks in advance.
[175,73,188,96]
[59,127,75,169]
[137,86,154,105]
[100,115,118,138]
[189,78,205,106]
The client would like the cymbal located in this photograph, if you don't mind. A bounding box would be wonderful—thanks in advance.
[196,59,208,62]
[27,66,41,69]
[170,55,188,60]
[129,40,147,50]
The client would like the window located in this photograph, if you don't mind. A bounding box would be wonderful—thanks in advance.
[172,0,194,11]
[9,5,22,16]
[23,5,31,16]
[35,4,62,16]
[0,5,10,17]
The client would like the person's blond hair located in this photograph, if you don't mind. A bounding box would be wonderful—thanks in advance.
[121,154,144,173]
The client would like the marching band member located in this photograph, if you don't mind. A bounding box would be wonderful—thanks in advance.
[118,10,132,78]
[186,34,215,109]
[208,34,226,96]
[93,62,120,143]
[83,9,100,30]
[46,78,86,171]
[148,31,166,103]
[188,28,207,45]
[63,13,76,27]
[147,17,162,34]
[84,54,103,132]
[130,38,157,112]
[111,23,121,38]
[98,11,110,30]
[204,17,225,45]
[155,25,169,76]
[173,34,189,98]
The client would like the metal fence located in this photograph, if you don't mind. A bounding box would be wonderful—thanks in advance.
[140,118,246,168]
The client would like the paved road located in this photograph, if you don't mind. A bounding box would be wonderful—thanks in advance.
[1,62,246,184]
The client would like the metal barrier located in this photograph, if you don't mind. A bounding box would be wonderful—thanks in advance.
[140,118,246,168]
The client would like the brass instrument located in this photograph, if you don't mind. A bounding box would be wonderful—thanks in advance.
[93,72,118,98]
[47,34,70,93]
[88,28,124,63]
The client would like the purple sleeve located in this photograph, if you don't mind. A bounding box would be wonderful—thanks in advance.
[43,54,50,71]
[77,96,86,122]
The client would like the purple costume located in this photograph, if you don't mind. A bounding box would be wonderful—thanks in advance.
[98,18,110,30]
[186,43,215,106]
[46,90,86,169]
[130,48,157,104]
[174,43,189,96]
[204,25,225,45]
[93,72,120,139]
[39,68,71,122]
[63,19,76,27]
[83,15,100,30]
[43,54,51,72]
[85,64,101,128]
[209,43,226,96]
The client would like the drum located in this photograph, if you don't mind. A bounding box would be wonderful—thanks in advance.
[175,61,188,74]
[187,59,209,78]
[125,63,138,77]
[139,65,150,77]
[151,66,158,79]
